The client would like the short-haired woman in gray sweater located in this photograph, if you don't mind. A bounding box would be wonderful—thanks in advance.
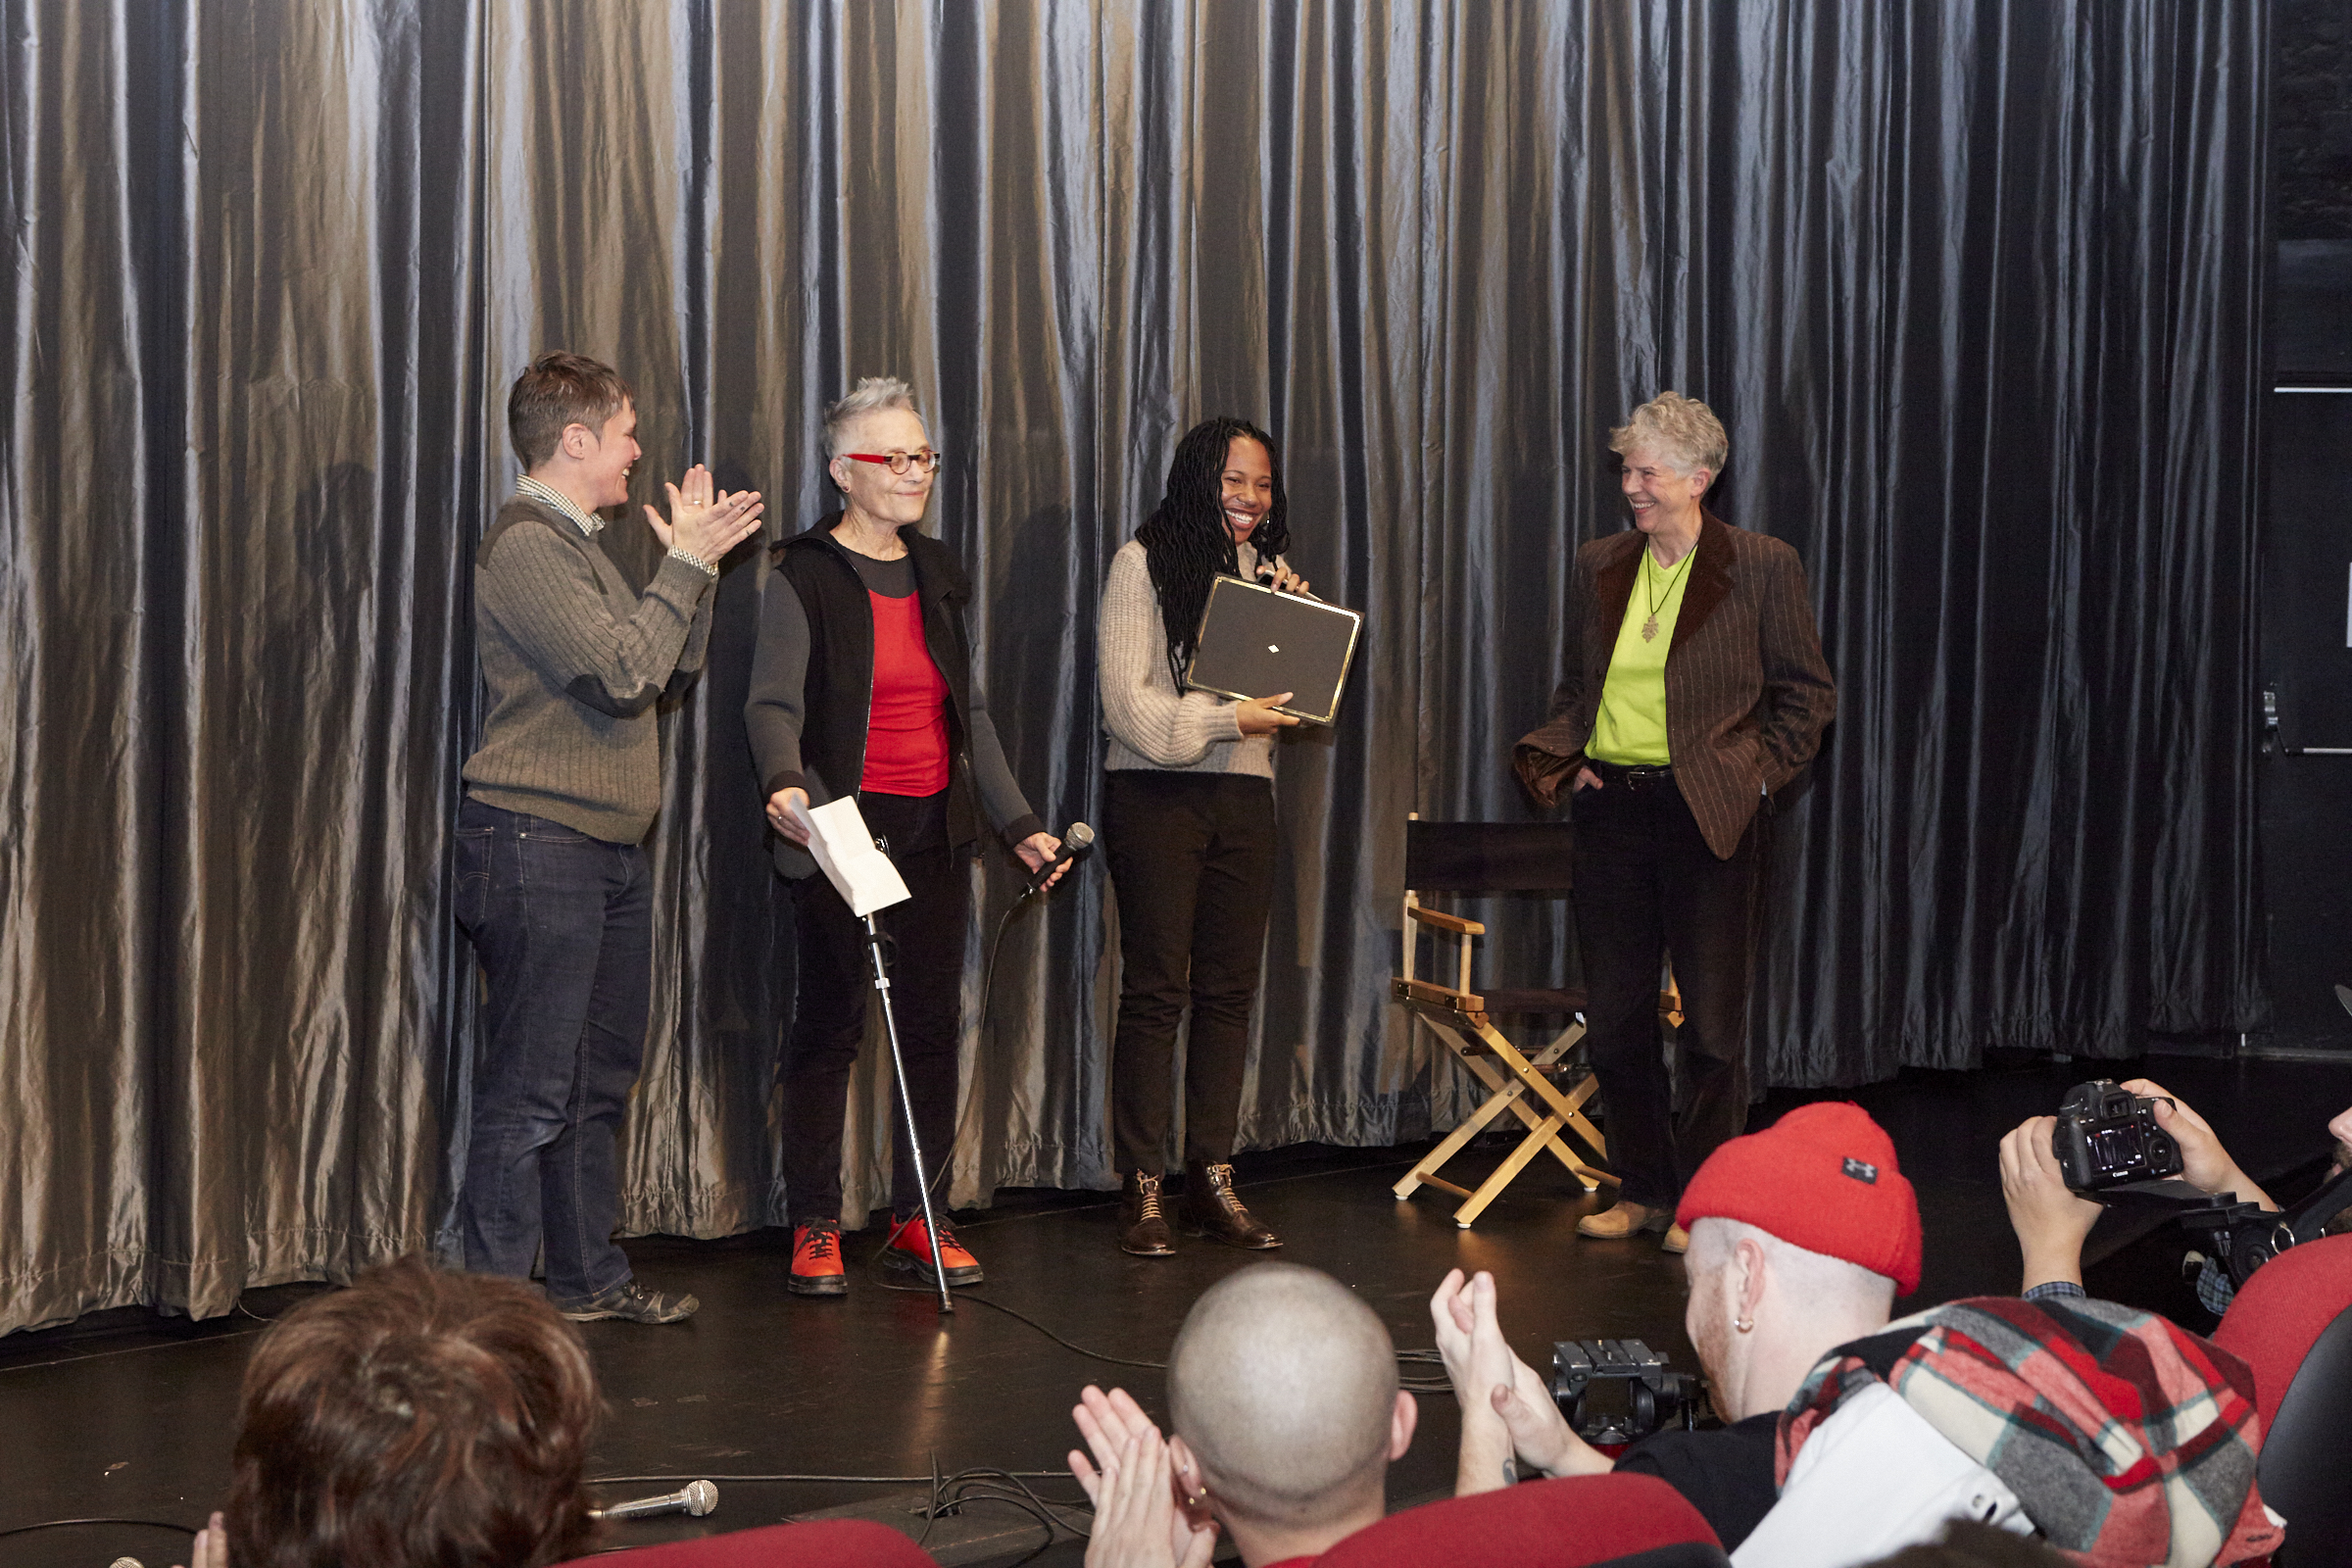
[1099,416,1309,1256]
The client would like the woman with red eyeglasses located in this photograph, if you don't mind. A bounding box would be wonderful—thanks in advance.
[745,376,1066,1299]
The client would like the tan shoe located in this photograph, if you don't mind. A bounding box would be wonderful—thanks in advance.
[1577,1200,1669,1239]
[1660,1223,1690,1254]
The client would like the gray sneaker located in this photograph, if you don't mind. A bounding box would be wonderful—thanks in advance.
[557,1278,699,1324]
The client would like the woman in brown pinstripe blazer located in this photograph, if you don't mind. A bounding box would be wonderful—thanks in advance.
[1513,393,1836,1251]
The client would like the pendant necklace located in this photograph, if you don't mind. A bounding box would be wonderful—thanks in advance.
[1641,543,1695,642]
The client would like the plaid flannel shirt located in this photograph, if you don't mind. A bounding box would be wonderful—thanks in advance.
[1778,1297,2280,1567]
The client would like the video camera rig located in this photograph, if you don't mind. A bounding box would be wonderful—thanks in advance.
[1549,1339,1702,1446]
[2057,1079,2352,1289]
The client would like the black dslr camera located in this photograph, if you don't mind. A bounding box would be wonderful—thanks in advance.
[2045,1081,2352,1291]
[2052,1079,2183,1193]
[1549,1341,1700,1446]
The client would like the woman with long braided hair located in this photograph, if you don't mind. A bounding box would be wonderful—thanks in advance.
[1097,416,1310,1256]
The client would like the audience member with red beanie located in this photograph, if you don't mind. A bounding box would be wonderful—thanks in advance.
[1433,1102,1920,1551]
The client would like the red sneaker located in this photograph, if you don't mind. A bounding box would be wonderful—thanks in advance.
[788,1220,848,1297]
[880,1214,984,1287]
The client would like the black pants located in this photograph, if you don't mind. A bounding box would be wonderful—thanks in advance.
[780,789,968,1224]
[1571,766,1762,1209]
[1102,770,1278,1174]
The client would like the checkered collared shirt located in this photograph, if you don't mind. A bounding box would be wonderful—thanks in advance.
[515,473,605,537]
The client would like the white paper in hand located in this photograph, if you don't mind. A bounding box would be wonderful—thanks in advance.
[792,797,911,916]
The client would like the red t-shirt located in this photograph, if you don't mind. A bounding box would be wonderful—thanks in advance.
[860,588,950,794]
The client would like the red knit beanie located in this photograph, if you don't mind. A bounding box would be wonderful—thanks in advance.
[1674,1102,1923,1295]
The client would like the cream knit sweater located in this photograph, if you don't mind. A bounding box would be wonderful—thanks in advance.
[1097,537,1277,778]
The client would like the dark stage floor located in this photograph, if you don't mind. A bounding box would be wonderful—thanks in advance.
[5,1054,2348,1568]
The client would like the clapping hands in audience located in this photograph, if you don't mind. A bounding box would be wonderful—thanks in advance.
[1068,1385,1217,1568]
[1428,1267,1604,1494]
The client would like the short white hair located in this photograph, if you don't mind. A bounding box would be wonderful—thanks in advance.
[1685,1216,1896,1313]
[822,376,921,457]
[1609,391,1728,477]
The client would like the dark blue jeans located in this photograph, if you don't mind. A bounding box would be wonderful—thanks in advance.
[453,796,650,1305]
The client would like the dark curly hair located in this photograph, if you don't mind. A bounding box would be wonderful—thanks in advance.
[226,1256,602,1568]
[1135,417,1291,687]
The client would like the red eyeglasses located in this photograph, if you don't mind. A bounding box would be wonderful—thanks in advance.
[841,449,943,474]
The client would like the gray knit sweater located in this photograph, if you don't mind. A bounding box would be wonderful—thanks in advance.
[462,497,716,843]
[1098,537,1277,778]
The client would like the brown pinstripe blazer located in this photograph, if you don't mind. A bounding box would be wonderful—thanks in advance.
[1513,513,1836,859]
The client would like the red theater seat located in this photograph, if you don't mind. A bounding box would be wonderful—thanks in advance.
[561,1520,937,1568]
[1316,1473,1728,1568]
[2212,1232,2352,1423]
[2213,1235,2352,1568]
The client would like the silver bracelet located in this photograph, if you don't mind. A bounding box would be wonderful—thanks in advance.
[667,545,720,578]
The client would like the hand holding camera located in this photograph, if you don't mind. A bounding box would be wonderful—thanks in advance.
[2116,1077,2273,1206]
[2001,1079,2207,1296]
[1997,1117,2105,1293]
[2002,1079,2300,1298]
[2048,1079,2184,1191]
[2048,1077,2278,1211]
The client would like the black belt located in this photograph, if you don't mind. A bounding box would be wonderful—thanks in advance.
[1591,760,1675,790]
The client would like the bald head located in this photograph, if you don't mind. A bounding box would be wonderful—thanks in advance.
[1167,1264,1398,1526]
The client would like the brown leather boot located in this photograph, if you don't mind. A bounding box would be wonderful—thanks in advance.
[1119,1172,1176,1256]
[1182,1160,1281,1250]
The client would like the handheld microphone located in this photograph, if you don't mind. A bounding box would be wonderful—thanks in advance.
[1027,822,1096,892]
[592,1480,718,1522]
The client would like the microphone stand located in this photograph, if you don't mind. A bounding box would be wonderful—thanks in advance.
[860,850,954,1314]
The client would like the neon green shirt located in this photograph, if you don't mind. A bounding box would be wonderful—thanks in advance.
[1587,545,1696,765]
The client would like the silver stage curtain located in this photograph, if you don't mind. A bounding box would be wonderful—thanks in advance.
[0,2,2267,1334]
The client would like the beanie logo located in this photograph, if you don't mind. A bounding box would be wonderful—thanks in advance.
[1841,1156,1879,1184]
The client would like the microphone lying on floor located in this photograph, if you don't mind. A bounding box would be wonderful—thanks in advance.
[591,1481,717,1522]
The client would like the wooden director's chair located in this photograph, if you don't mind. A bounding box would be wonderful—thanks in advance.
[1390,816,1683,1228]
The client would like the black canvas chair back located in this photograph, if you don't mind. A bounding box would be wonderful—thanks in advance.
[1404,820,1577,894]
